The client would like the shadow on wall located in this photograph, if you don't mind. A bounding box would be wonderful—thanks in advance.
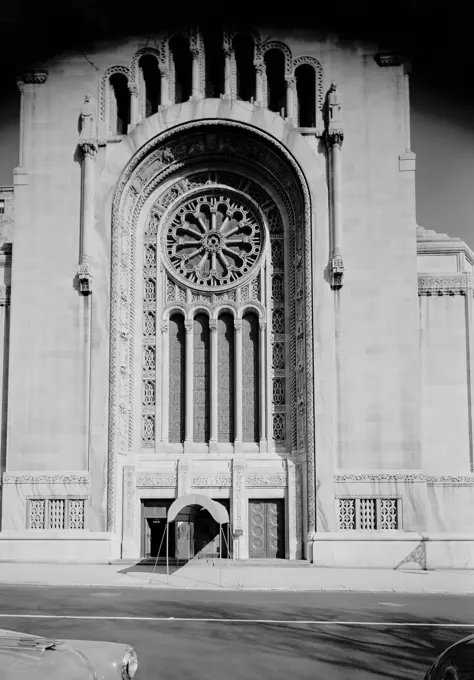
[395,541,427,571]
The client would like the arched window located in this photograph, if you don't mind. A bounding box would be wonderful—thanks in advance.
[169,313,185,443]
[296,64,316,128]
[203,30,225,98]
[242,312,260,442]
[109,73,130,135]
[233,34,255,101]
[170,35,193,104]
[218,313,235,442]
[264,49,286,116]
[193,313,210,443]
[139,54,161,118]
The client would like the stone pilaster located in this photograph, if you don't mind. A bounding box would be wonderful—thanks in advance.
[122,465,136,558]
[287,459,297,559]
[77,139,98,294]
[232,458,246,558]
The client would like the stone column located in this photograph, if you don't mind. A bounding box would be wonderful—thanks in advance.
[234,319,243,451]
[232,458,246,559]
[129,84,139,128]
[224,48,232,98]
[325,82,344,290]
[287,459,297,559]
[160,70,169,106]
[161,321,169,444]
[465,276,474,471]
[177,460,191,559]
[0,283,11,477]
[209,320,218,451]
[255,64,264,105]
[184,320,193,448]
[191,48,201,99]
[16,81,25,167]
[16,69,48,170]
[259,321,267,451]
[122,465,137,558]
[403,62,412,152]
[285,76,296,121]
[77,140,98,294]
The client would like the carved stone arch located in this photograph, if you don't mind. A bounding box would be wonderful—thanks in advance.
[130,47,162,85]
[229,29,261,99]
[188,304,213,319]
[293,56,324,128]
[162,303,187,320]
[105,111,322,550]
[167,29,195,103]
[212,304,238,320]
[238,302,266,319]
[100,65,131,126]
[261,40,293,76]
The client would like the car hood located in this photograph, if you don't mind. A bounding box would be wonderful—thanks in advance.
[0,629,96,680]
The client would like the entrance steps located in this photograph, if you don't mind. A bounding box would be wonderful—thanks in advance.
[121,557,311,568]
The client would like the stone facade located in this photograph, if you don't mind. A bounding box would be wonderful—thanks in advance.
[0,27,472,567]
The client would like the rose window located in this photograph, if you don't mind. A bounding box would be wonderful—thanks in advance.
[163,188,264,288]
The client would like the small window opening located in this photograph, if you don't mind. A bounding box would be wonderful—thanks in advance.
[140,55,161,117]
[0,200,4,215]
[233,34,255,101]
[203,30,225,98]
[109,73,130,135]
[265,49,286,116]
[296,64,316,127]
[170,35,193,104]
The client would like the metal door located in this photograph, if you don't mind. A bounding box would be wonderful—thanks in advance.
[248,499,285,558]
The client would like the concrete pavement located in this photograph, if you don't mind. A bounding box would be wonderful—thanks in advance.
[0,559,472,593]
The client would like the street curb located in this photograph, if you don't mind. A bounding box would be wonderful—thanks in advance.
[0,580,471,595]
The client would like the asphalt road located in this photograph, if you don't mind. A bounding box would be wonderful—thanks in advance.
[1,585,474,679]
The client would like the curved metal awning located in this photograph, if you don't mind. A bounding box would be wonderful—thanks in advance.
[167,493,229,524]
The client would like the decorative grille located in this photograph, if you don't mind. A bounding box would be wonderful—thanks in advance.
[142,227,157,447]
[338,498,400,530]
[28,498,86,530]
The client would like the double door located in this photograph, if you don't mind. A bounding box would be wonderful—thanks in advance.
[248,499,285,558]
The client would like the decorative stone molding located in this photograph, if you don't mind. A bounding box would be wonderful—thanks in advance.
[2,473,89,485]
[329,250,344,290]
[261,40,293,76]
[192,472,232,487]
[292,55,324,122]
[374,52,404,67]
[418,274,470,296]
[335,472,474,485]
[79,139,98,159]
[232,460,245,531]
[136,471,177,487]
[123,466,136,536]
[21,68,49,85]
[0,284,11,307]
[246,470,287,487]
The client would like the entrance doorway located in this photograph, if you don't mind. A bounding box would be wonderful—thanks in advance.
[141,500,176,559]
[248,499,285,558]
[192,499,230,558]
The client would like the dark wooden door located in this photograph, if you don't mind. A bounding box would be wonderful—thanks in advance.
[141,500,175,559]
[248,499,285,558]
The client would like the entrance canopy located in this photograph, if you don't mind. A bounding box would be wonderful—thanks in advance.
[167,493,229,524]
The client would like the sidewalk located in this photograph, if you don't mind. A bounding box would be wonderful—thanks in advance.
[0,559,473,593]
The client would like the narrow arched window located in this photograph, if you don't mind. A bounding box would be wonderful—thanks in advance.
[296,64,316,127]
[193,313,210,443]
[139,55,161,118]
[233,34,255,101]
[169,314,185,443]
[218,313,235,442]
[109,73,130,135]
[242,312,259,442]
[265,49,286,116]
[170,35,193,104]
[203,30,225,97]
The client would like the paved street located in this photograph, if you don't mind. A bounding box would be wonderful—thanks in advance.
[1,585,473,679]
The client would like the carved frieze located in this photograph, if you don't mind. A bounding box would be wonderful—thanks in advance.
[418,274,470,296]
[246,470,287,487]
[192,472,232,487]
[136,471,177,487]
[334,473,474,485]
[2,473,89,485]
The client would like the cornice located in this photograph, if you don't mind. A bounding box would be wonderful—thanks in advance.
[2,472,90,485]
[418,273,471,296]
[20,68,49,85]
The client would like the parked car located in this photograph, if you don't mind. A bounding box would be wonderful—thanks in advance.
[0,627,138,679]
[423,633,474,679]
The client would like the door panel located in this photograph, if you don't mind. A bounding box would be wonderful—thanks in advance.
[249,499,285,558]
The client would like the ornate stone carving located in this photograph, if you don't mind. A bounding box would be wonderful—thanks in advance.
[0,284,11,307]
[108,120,314,532]
[77,262,92,295]
[233,462,244,530]
[293,56,324,117]
[418,274,469,296]
[192,472,232,487]
[329,250,344,289]
[261,40,293,76]
[374,52,404,67]
[80,94,96,138]
[426,475,474,485]
[334,472,474,485]
[163,188,264,290]
[2,473,89,484]
[100,65,131,123]
[136,471,178,487]
[246,470,287,487]
[21,69,49,85]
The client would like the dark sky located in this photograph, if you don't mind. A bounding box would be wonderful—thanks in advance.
[1,1,473,247]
